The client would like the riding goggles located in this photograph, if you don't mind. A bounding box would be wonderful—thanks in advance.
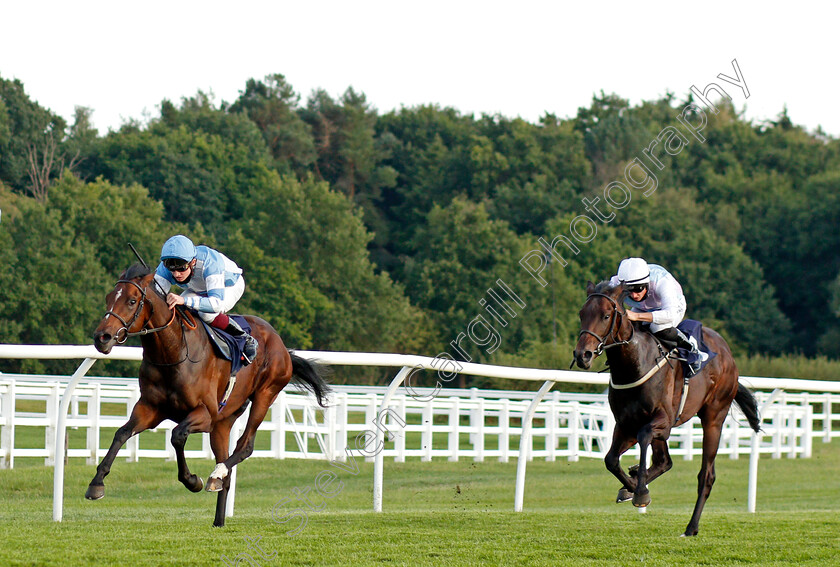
[626,283,649,294]
[164,259,191,272]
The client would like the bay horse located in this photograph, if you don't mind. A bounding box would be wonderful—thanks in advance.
[88,263,331,527]
[572,281,760,536]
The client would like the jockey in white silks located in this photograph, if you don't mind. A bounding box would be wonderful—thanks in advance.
[609,257,702,374]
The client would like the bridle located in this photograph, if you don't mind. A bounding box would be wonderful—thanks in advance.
[105,279,178,344]
[578,293,635,356]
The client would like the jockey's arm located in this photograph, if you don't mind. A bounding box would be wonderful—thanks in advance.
[626,310,653,323]
[182,271,226,313]
[648,277,685,327]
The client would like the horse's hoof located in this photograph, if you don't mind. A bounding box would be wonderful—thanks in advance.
[628,464,639,478]
[205,477,224,492]
[184,475,204,493]
[85,484,105,500]
[633,491,651,507]
[616,488,634,503]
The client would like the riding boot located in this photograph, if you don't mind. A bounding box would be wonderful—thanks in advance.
[225,319,259,365]
[654,328,702,376]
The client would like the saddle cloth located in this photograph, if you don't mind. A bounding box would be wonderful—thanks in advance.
[199,315,251,376]
[676,319,717,375]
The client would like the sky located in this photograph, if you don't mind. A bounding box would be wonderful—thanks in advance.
[1,1,837,136]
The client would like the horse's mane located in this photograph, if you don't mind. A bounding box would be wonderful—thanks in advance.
[589,280,632,307]
[121,263,153,280]
[592,280,619,295]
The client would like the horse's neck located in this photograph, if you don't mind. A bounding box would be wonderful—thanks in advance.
[142,298,189,363]
[605,325,659,376]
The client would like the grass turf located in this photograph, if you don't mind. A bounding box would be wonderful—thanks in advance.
[1,437,839,566]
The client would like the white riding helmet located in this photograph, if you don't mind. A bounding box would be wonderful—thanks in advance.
[617,257,650,285]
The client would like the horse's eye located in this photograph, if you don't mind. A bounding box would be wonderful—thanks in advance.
[603,314,610,320]
[128,299,137,306]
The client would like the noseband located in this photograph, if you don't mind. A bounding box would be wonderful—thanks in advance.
[579,293,634,355]
[104,279,177,344]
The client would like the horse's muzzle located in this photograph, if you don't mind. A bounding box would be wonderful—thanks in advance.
[573,349,594,370]
[93,331,116,354]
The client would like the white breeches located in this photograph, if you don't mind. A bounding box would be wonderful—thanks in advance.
[649,296,687,334]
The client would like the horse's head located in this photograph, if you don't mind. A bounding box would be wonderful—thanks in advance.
[93,264,160,354]
[573,280,630,369]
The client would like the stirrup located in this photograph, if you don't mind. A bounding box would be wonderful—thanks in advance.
[687,357,702,376]
[242,336,258,364]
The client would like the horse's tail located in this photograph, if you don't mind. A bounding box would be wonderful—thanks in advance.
[289,352,332,408]
[734,382,761,433]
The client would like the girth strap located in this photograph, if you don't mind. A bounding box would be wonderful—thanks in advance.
[218,375,237,410]
[674,374,691,425]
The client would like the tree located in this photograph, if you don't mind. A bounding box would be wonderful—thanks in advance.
[234,173,431,354]
[613,187,791,354]
[0,75,68,195]
[84,118,276,229]
[223,229,328,349]
[0,183,110,373]
[229,74,316,173]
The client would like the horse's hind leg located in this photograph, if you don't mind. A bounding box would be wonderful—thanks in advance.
[86,401,162,500]
[206,394,274,493]
[212,474,233,528]
[207,415,236,527]
[684,413,725,536]
[171,407,213,493]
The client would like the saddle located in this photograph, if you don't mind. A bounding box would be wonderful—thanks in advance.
[650,320,717,377]
[200,315,252,376]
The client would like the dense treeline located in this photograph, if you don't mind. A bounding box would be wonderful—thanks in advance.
[2,73,839,383]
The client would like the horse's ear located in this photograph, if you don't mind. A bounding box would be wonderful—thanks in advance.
[586,280,596,295]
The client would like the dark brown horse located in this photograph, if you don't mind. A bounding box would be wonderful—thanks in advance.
[88,264,330,527]
[572,281,760,536]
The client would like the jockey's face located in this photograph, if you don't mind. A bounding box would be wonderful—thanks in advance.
[629,289,646,301]
[627,284,648,302]
[170,259,195,283]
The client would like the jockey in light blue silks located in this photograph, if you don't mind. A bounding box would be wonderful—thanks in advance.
[609,257,701,374]
[154,235,258,364]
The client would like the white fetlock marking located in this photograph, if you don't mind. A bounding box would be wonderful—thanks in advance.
[210,463,229,480]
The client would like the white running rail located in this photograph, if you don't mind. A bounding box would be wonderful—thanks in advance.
[0,345,837,521]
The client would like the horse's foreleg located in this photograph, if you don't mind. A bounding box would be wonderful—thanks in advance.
[631,423,654,507]
[605,428,639,501]
[632,409,673,507]
[171,406,213,493]
[86,401,162,500]
[684,416,725,536]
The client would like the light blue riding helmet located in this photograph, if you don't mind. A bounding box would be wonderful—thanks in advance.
[160,235,197,263]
